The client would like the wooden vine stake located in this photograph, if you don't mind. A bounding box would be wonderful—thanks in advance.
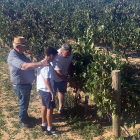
[112,70,121,138]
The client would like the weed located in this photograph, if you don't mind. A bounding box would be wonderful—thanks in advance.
[0,48,9,62]
[0,107,4,118]
[32,83,37,91]
[7,111,19,118]
[0,132,3,139]
[0,73,2,81]
[31,132,38,139]
[11,121,20,129]
[54,90,104,139]
[11,91,17,98]
[0,119,5,129]
[119,135,125,140]
[106,135,112,140]
[131,130,136,134]
[55,91,77,111]
[23,131,31,140]
[106,126,112,132]
[5,105,15,112]
[136,128,140,138]
[30,91,40,102]
[49,135,59,140]
[11,129,20,135]
[28,114,34,118]
[37,131,45,137]
[112,135,118,140]
[131,136,139,140]
[32,125,39,131]
[3,78,12,92]
[0,107,7,134]
[67,115,103,139]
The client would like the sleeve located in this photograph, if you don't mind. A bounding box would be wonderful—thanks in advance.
[44,66,52,78]
[10,56,25,69]
[52,59,62,71]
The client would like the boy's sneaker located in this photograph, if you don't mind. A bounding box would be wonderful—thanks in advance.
[46,128,59,135]
[41,126,47,131]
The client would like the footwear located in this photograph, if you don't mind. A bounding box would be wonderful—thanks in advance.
[46,128,59,135]
[19,121,30,128]
[41,126,47,131]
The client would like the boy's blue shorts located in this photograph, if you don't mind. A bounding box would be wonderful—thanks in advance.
[54,81,67,95]
[39,90,55,109]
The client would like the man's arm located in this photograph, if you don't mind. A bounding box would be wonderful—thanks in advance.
[55,70,69,82]
[21,60,49,70]
[45,78,55,101]
[55,70,77,88]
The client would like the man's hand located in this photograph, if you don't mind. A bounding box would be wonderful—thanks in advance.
[51,93,55,102]
[70,81,78,88]
[55,70,78,88]
[41,57,50,66]
[21,58,49,70]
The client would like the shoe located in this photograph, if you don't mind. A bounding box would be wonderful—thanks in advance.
[19,121,30,128]
[41,126,47,131]
[46,128,59,135]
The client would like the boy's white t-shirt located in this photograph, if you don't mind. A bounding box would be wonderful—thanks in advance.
[37,65,54,92]
[51,49,73,82]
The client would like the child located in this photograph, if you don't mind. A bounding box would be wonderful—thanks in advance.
[37,47,58,135]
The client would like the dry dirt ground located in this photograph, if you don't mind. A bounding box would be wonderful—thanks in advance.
[0,41,140,140]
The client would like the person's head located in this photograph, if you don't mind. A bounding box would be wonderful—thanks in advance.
[13,36,27,54]
[44,47,58,62]
[60,43,72,58]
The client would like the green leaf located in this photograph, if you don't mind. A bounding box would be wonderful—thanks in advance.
[91,42,94,49]
[83,73,86,78]
[97,110,103,118]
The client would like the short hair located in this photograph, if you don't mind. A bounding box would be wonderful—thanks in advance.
[61,43,72,52]
[44,46,58,56]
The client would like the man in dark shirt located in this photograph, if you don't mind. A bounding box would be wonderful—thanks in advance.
[7,36,48,128]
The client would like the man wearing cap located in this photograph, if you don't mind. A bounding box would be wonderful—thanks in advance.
[7,36,48,128]
[51,43,77,114]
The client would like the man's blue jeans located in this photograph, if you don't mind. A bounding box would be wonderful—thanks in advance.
[12,84,32,122]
